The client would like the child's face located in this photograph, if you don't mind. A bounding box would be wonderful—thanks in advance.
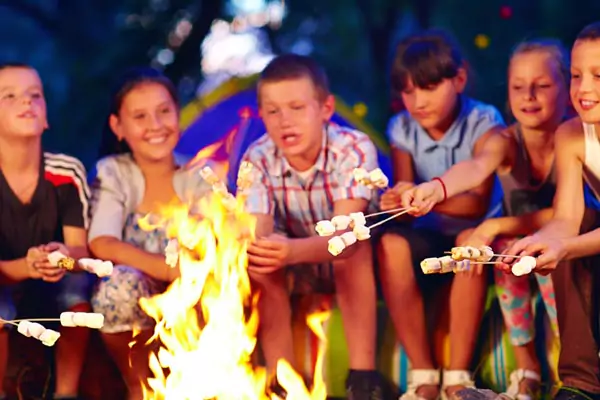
[508,51,568,130]
[259,76,334,161]
[400,70,466,133]
[110,82,179,163]
[0,67,47,138]
[570,39,600,123]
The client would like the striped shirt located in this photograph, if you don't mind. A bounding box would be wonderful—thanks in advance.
[241,123,379,239]
[0,152,90,261]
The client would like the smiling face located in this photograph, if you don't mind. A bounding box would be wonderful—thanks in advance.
[258,76,334,169]
[109,81,179,163]
[570,39,600,123]
[508,50,568,130]
[0,66,47,138]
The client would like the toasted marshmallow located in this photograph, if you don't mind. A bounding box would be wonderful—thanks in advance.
[39,329,61,347]
[47,251,67,267]
[478,246,494,262]
[420,258,442,274]
[439,256,455,273]
[369,168,389,188]
[353,168,370,184]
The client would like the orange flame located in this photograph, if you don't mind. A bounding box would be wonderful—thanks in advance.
[138,186,329,399]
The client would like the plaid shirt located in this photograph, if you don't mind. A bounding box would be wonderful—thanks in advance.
[241,123,379,239]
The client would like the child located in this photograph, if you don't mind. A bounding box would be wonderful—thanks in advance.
[500,22,600,400]
[241,54,382,399]
[88,68,209,400]
[376,30,505,400]
[400,40,570,399]
[0,63,92,400]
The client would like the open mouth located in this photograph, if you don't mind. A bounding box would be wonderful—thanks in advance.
[281,133,301,146]
[146,136,168,145]
[520,106,542,114]
[18,110,37,118]
[580,99,599,111]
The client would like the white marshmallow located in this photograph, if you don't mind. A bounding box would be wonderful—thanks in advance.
[420,258,441,274]
[331,215,352,230]
[47,251,67,267]
[39,329,61,347]
[340,232,357,246]
[349,212,366,227]
[78,258,114,277]
[328,236,346,256]
[212,182,229,195]
[368,168,389,188]
[73,313,87,327]
[353,168,370,184]
[17,321,45,339]
[60,312,77,327]
[478,246,494,262]
[315,220,336,237]
[439,256,455,273]
[353,224,371,240]
[465,246,482,259]
[450,247,469,261]
[97,261,114,277]
[17,321,33,337]
[221,193,238,211]
[511,256,536,277]
[199,166,219,185]
[165,239,178,253]
[165,253,179,268]
[84,313,105,329]
[453,260,471,272]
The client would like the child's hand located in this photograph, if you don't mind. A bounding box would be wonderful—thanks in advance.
[247,234,291,273]
[25,247,45,279]
[380,181,414,210]
[401,180,444,216]
[35,242,69,282]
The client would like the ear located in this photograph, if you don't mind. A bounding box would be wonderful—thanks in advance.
[321,94,335,121]
[109,114,122,141]
[453,67,468,93]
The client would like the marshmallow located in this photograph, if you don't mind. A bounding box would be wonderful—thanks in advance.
[78,258,114,277]
[200,166,219,185]
[420,258,441,274]
[237,162,254,191]
[328,236,346,256]
[478,246,494,262]
[453,260,471,272]
[315,220,336,236]
[340,232,357,246]
[349,212,366,227]
[511,256,536,277]
[450,247,469,261]
[212,182,229,195]
[39,329,61,347]
[60,312,105,329]
[353,168,370,185]
[331,215,352,230]
[47,251,67,267]
[465,246,482,259]
[439,256,455,273]
[368,168,389,188]
[17,321,45,339]
[353,224,371,240]
[97,261,114,277]
[221,193,238,211]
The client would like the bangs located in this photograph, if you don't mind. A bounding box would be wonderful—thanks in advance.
[391,31,463,92]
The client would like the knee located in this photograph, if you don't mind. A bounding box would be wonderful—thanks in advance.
[377,233,411,261]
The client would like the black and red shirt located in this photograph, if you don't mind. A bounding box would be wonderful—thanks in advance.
[0,152,90,261]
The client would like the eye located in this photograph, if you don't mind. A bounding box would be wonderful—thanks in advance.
[291,105,305,110]
[511,86,522,91]
[1,93,15,100]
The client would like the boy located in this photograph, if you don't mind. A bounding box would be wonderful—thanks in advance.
[240,54,382,400]
[0,63,92,400]
[501,22,600,400]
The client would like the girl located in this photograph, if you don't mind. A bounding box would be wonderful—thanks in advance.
[88,68,209,400]
[401,40,570,399]
[501,22,600,400]
[377,30,505,400]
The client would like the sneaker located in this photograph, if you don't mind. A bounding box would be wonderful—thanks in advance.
[346,369,384,400]
[554,387,600,400]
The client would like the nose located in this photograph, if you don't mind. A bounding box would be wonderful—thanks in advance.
[278,108,293,127]
[20,93,33,105]
[413,91,428,109]
[148,113,163,130]
[523,85,535,100]
[579,74,594,94]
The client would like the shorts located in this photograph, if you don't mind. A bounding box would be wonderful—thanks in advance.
[0,272,94,326]
[373,221,457,289]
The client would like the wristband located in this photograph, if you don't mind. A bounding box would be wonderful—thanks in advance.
[432,177,447,202]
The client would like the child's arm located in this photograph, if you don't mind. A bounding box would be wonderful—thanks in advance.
[381,147,415,211]
[88,158,175,281]
[401,127,508,217]
[431,127,507,218]
[477,208,554,239]
[0,258,31,282]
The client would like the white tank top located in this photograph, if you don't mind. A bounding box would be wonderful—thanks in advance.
[583,123,600,200]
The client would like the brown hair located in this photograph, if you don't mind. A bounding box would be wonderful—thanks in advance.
[576,21,600,42]
[258,54,330,102]
[510,38,570,84]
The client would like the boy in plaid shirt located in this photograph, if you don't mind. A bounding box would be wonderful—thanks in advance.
[240,54,382,400]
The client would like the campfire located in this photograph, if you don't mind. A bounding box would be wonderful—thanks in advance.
[137,168,329,400]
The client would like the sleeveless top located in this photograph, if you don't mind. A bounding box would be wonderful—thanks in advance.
[583,123,600,201]
[498,126,556,216]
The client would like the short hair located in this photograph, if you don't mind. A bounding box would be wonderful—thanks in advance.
[391,29,464,93]
[258,54,330,102]
[0,62,35,72]
[576,21,600,41]
[510,38,570,84]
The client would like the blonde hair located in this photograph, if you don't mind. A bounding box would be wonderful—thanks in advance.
[510,39,569,84]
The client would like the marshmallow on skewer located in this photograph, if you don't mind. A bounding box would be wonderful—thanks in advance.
[17,321,61,346]
[331,215,352,230]
[315,220,336,237]
[353,168,370,185]
[164,239,179,268]
[511,256,536,277]
[421,258,442,274]
[353,224,371,240]
[39,329,61,347]
[465,246,482,259]
[340,232,357,247]
[328,236,346,256]
[368,168,389,189]
[477,246,494,262]
[60,312,104,329]
[48,251,75,270]
[450,247,468,261]
[349,212,366,227]
[453,259,471,272]
[78,258,114,277]
[439,256,455,273]
[199,166,220,185]
[236,161,255,192]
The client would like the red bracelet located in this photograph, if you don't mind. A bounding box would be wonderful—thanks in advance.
[432,177,447,202]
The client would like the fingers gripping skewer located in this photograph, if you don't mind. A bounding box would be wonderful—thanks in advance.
[430,246,536,276]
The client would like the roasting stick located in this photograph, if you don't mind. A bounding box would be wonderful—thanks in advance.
[443,251,524,259]
[363,206,409,219]
[367,207,416,229]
